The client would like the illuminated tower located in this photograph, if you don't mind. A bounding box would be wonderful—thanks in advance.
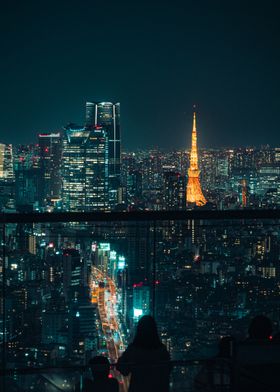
[186,111,207,206]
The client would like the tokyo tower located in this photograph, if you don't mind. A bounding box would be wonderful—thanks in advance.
[186,111,207,206]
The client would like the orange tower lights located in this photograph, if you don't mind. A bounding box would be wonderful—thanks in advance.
[186,111,207,207]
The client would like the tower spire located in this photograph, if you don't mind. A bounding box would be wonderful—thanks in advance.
[193,111,196,133]
[186,110,207,207]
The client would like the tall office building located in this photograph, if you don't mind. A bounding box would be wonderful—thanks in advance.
[0,143,14,180]
[0,143,15,210]
[41,293,68,345]
[85,102,121,207]
[127,170,142,206]
[132,283,150,323]
[85,102,96,126]
[62,249,87,301]
[38,133,62,204]
[62,124,109,211]
[163,172,186,210]
[14,144,41,208]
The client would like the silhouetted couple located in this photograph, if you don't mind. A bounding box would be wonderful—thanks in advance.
[78,315,171,392]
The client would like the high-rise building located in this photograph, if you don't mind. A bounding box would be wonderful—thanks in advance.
[0,143,15,210]
[62,124,109,211]
[132,283,150,323]
[85,102,96,127]
[38,133,62,204]
[0,143,14,180]
[14,144,41,208]
[85,102,121,207]
[63,249,87,301]
[42,293,68,345]
[163,172,186,210]
[127,170,143,206]
[94,242,110,275]
[186,112,207,206]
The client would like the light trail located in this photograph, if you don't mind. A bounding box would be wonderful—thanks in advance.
[90,266,129,392]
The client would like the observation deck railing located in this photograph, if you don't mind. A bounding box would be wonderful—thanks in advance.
[1,209,280,391]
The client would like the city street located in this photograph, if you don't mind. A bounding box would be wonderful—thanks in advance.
[91,266,128,392]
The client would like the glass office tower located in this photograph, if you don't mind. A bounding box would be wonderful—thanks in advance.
[38,133,62,205]
[85,102,121,208]
[62,124,109,211]
[0,143,15,211]
[0,143,14,180]
[14,144,41,209]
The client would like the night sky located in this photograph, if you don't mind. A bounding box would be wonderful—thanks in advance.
[0,0,279,149]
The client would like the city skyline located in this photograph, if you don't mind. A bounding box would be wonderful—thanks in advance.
[1,2,280,391]
[1,1,279,149]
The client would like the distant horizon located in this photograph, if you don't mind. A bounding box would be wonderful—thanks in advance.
[5,138,280,152]
[1,105,279,151]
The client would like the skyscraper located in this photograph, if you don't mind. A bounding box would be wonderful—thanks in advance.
[0,143,14,180]
[163,172,186,210]
[62,124,109,211]
[38,133,62,204]
[14,144,41,208]
[127,170,143,206]
[85,102,121,207]
[63,249,87,301]
[0,143,15,211]
[186,112,207,206]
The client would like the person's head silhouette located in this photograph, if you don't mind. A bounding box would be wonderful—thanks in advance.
[89,356,110,379]
[248,315,272,340]
[133,315,162,349]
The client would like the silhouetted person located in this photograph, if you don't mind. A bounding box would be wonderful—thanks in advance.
[194,336,235,391]
[237,315,279,391]
[75,356,118,392]
[116,315,171,392]
[247,315,273,341]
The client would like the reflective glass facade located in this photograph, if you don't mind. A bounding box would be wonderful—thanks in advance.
[85,102,121,207]
[62,125,109,211]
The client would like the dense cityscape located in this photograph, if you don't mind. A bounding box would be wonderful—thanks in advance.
[1,102,280,213]
[1,102,280,390]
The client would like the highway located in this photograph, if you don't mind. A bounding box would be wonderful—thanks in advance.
[90,266,129,392]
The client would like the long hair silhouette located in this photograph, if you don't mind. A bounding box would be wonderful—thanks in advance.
[132,315,162,349]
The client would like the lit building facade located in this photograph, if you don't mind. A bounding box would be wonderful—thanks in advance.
[62,125,109,211]
[85,102,121,207]
[38,133,62,204]
[127,170,143,206]
[163,171,186,210]
[0,143,15,210]
[132,283,150,322]
[14,144,41,208]
[186,112,207,206]
[62,249,87,301]
[0,143,14,180]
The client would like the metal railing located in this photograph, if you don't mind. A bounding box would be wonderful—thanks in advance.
[1,209,280,391]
